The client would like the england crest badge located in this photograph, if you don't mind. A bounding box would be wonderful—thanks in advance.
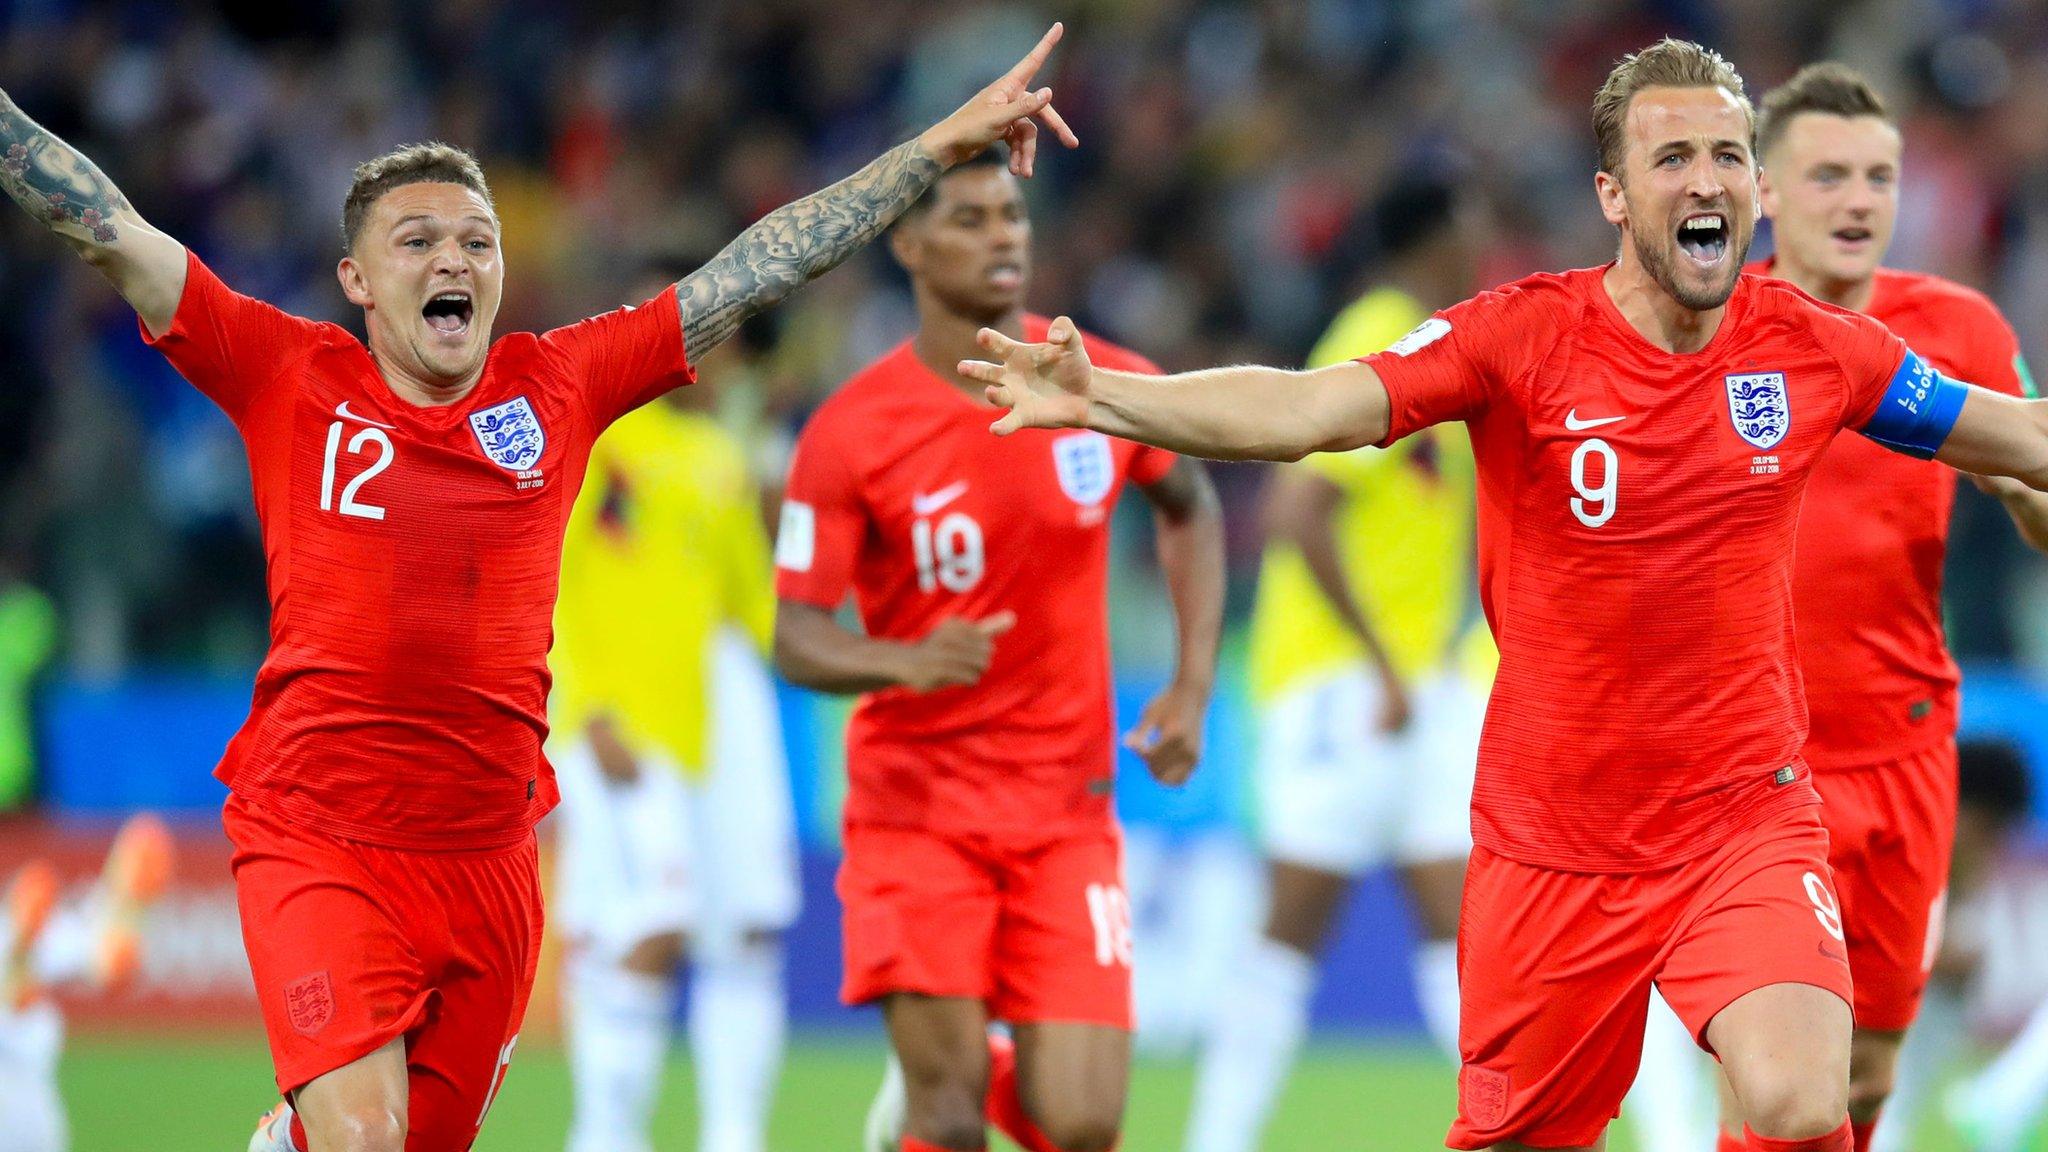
[1724,372,1790,450]
[1053,431,1115,506]
[469,395,546,472]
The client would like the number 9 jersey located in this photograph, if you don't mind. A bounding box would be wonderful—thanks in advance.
[774,315,1174,837]
[1359,267,1922,873]
[142,251,696,852]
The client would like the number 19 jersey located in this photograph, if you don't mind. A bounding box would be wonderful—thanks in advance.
[143,251,695,851]
[775,317,1175,838]
[1360,267,1909,871]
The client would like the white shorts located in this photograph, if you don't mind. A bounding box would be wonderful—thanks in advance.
[552,631,802,962]
[1255,665,1482,874]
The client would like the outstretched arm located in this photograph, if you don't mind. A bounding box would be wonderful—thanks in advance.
[1930,388,2048,490]
[773,600,1015,696]
[0,89,185,334]
[676,24,1077,360]
[1123,458,1225,786]
[963,316,1392,461]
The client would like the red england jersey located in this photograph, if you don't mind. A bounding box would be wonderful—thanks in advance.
[1361,267,1908,870]
[143,251,694,850]
[775,316,1174,837]
[1747,260,2032,771]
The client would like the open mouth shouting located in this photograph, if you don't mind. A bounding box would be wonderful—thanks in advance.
[1830,225,1875,252]
[986,260,1024,292]
[1676,212,1729,267]
[422,289,475,339]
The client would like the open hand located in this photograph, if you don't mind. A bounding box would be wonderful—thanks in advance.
[901,611,1017,693]
[918,23,1079,178]
[959,315,1096,436]
[1123,680,1208,786]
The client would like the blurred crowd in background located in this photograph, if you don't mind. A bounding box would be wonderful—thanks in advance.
[5,0,2048,806]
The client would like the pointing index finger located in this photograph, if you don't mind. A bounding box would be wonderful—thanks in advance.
[998,22,1064,90]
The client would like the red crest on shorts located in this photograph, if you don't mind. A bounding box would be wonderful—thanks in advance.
[1460,1064,1511,1130]
[284,971,334,1036]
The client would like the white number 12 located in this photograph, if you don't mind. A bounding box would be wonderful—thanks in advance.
[320,421,394,521]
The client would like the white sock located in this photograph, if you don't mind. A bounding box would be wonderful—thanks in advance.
[565,964,675,1152]
[1623,988,1714,1152]
[1412,939,1461,1060]
[1876,982,1962,1152]
[1960,984,2048,1137]
[690,938,787,1152]
[0,1000,66,1152]
[1185,937,1317,1152]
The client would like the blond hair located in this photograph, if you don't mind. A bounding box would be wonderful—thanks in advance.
[341,142,495,252]
[1592,39,1754,176]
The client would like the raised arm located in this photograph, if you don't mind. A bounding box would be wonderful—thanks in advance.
[963,317,1393,461]
[676,24,1078,360]
[0,89,185,335]
[1122,458,1225,785]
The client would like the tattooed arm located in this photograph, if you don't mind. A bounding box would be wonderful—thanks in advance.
[0,90,186,336]
[675,23,1077,360]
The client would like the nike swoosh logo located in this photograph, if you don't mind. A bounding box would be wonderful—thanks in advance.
[912,481,969,516]
[1564,409,1625,431]
[335,401,398,430]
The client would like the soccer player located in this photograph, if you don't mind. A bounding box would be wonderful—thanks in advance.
[771,148,1226,1152]
[1618,63,2048,1152]
[0,812,176,1152]
[966,38,2048,1152]
[549,294,796,1152]
[1187,171,1490,1152]
[0,26,1077,1152]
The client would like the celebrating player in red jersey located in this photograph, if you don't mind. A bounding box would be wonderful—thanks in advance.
[772,150,1225,1152]
[967,40,2048,1152]
[1733,64,2042,1152]
[0,27,1076,1152]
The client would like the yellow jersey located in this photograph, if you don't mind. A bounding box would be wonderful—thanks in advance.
[1247,286,1492,701]
[552,401,775,774]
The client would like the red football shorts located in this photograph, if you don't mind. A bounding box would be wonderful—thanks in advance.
[838,821,1132,1029]
[1814,739,1958,1032]
[1450,802,1852,1150]
[224,793,544,1149]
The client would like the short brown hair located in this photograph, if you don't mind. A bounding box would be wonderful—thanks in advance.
[341,142,495,252]
[1592,39,1754,177]
[1755,63,1891,160]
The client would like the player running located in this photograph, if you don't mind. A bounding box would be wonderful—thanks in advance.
[549,290,797,1152]
[1616,63,2048,1152]
[0,25,1076,1152]
[1188,171,1491,1152]
[0,813,176,1152]
[771,148,1226,1152]
[967,38,2048,1152]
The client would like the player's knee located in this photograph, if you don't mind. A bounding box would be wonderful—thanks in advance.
[1845,1065,1895,1124]
[1741,1078,1848,1141]
[1032,1110,1122,1152]
[902,1065,990,1150]
[306,1104,405,1152]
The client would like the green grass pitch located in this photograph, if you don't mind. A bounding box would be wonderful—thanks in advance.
[61,1032,2042,1150]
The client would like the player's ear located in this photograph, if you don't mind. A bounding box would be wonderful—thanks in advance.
[888,224,921,275]
[336,255,373,309]
[1595,169,1629,228]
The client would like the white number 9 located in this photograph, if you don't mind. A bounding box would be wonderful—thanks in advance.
[1570,438,1618,528]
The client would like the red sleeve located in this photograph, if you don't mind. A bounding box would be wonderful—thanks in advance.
[1359,289,1523,446]
[1824,306,1911,431]
[773,415,865,610]
[138,249,324,423]
[540,286,697,430]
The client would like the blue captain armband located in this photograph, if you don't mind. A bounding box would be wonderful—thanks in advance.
[1859,349,1970,460]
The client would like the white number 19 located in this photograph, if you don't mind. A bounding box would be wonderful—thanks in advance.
[1570,438,1618,528]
